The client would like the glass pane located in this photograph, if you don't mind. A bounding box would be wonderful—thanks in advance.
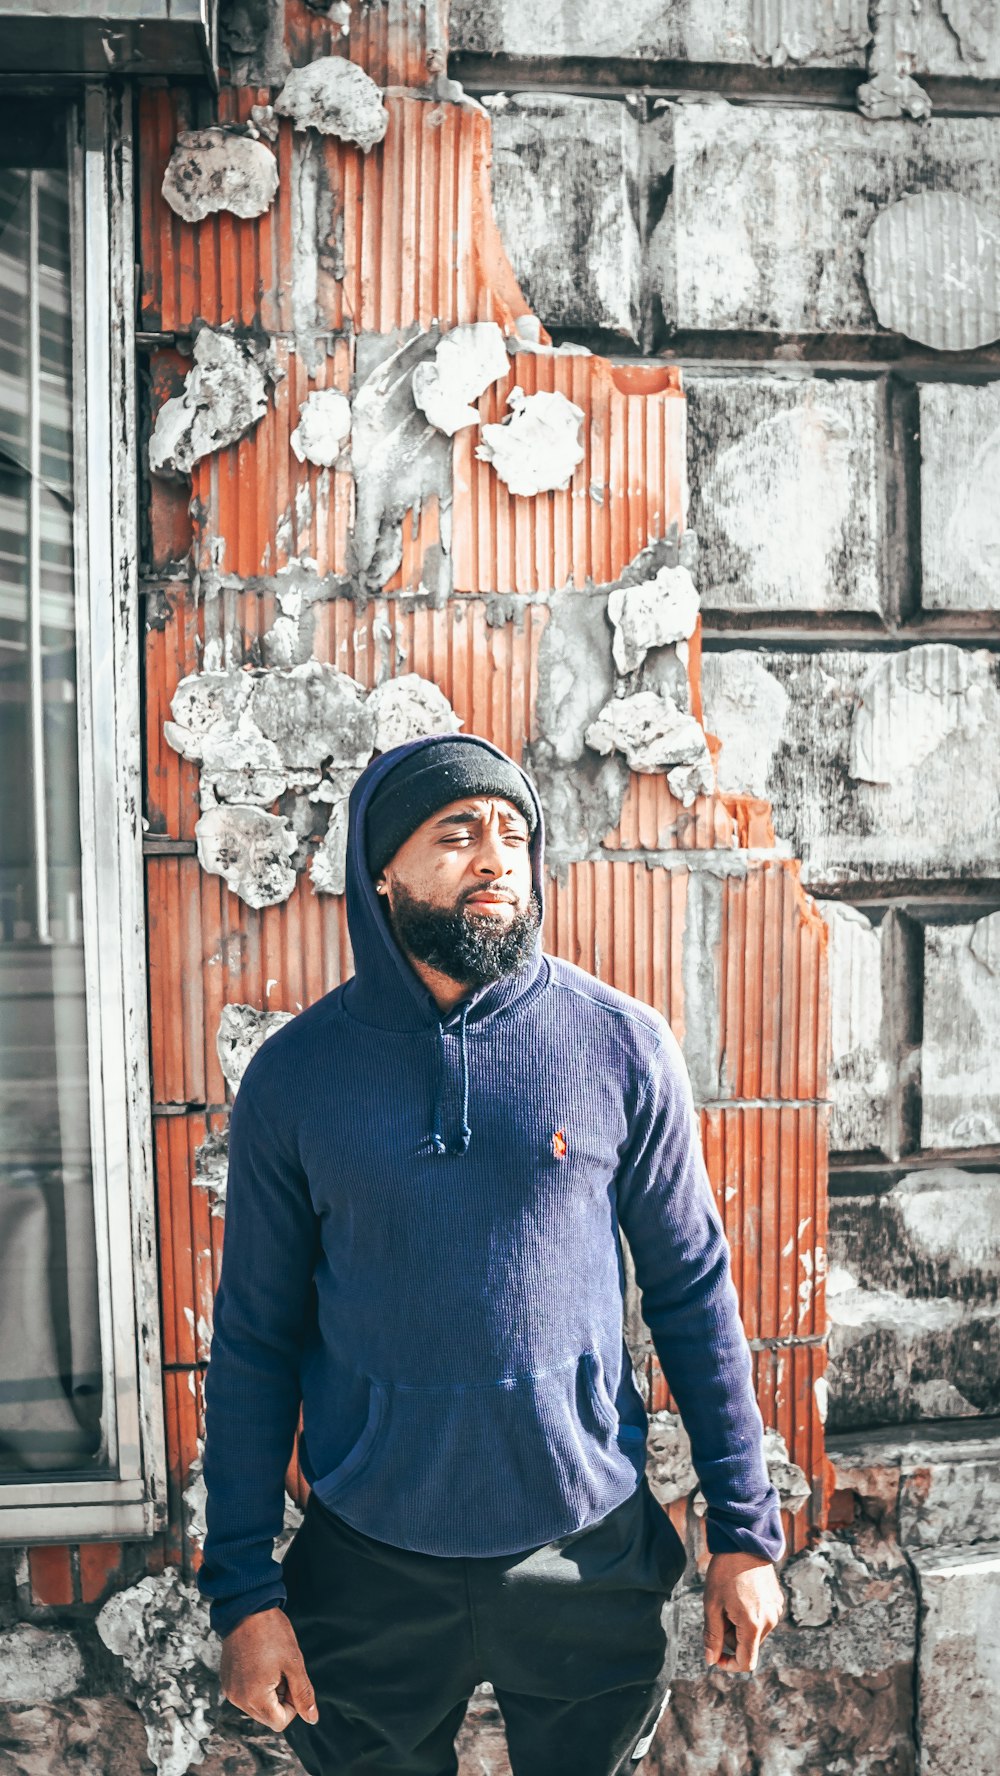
[0,111,107,1477]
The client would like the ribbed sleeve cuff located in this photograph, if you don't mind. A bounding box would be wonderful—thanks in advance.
[704,1508,786,1565]
[209,1585,288,1640]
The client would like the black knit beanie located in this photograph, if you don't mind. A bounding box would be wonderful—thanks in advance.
[365,739,538,877]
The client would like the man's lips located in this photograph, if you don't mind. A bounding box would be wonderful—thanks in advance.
[463,892,516,908]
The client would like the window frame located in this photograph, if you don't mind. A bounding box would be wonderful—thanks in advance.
[0,83,166,1541]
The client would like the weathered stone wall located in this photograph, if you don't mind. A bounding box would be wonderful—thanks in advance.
[451,3,1000,1770]
[2,3,998,1774]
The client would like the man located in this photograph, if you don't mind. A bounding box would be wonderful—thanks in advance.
[198,732,785,1776]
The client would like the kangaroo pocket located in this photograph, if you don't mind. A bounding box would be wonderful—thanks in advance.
[310,1349,642,1556]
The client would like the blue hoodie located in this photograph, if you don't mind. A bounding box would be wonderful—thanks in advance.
[197,733,784,1638]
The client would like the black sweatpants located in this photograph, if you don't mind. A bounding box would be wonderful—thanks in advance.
[279,1474,687,1776]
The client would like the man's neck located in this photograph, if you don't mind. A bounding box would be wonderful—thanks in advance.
[404,951,474,1018]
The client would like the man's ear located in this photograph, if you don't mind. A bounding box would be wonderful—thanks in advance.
[375,876,388,894]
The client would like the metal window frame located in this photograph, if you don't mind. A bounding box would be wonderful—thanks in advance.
[0,85,167,1542]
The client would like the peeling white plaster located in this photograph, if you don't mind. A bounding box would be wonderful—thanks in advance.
[349,331,454,590]
[309,795,351,896]
[161,127,279,223]
[148,329,274,478]
[192,1131,229,1218]
[475,385,585,495]
[584,690,714,803]
[607,563,700,675]
[166,660,463,906]
[195,805,299,909]
[249,102,279,141]
[96,1568,219,1776]
[196,707,287,809]
[217,1003,295,1098]
[0,1625,84,1702]
[411,322,510,436]
[251,660,375,781]
[290,387,352,467]
[849,644,988,783]
[857,0,932,120]
[275,56,388,152]
[367,673,462,752]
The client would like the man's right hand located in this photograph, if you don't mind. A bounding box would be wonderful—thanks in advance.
[220,1605,320,1732]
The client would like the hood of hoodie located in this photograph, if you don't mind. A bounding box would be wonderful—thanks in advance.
[342,732,547,1036]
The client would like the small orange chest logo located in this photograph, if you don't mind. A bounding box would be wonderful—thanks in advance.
[552,1129,567,1159]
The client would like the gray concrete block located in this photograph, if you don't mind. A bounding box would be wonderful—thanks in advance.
[922,912,1000,1151]
[920,384,1000,613]
[701,644,1000,890]
[829,1420,1000,1551]
[912,1543,1000,1776]
[484,93,644,341]
[450,0,870,63]
[451,0,1000,81]
[658,106,1000,335]
[686,374,885,613]
[827,1170,1000,1431]
[819,901,887,1152]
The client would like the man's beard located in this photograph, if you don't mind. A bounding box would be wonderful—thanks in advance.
[385,882,542,987]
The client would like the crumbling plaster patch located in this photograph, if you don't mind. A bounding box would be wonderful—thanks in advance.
[165,660,463,906]
[161,127,278,223]
[585,691,714,805]
[196,804,299,909]
[350,329,454,593]
[857,0,933,120]
[148,329,278,479]
[216,1003,295,1098]
[367,673,462,752]
[95,1569,219,1776]
[192,1130,228,1217]
[476,386,586,495]
[291,387,352,467]
[0,1625,84,1702]
[411,321,510,436]
[274,56,388,152]
[607,563,699,676]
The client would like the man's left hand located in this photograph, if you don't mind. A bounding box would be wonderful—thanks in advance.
[703,1551,784,1674]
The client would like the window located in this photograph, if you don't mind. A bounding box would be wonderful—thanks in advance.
[0,90,165,1538]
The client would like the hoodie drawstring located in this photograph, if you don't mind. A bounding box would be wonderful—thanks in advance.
[456,1001,472,1153]
[430,1019,448,1154]
[431,1001,472,1156]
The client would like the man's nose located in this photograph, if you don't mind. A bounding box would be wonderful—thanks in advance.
[473,828,508,874]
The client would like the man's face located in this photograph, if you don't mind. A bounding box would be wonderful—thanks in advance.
[373,795,540,988]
